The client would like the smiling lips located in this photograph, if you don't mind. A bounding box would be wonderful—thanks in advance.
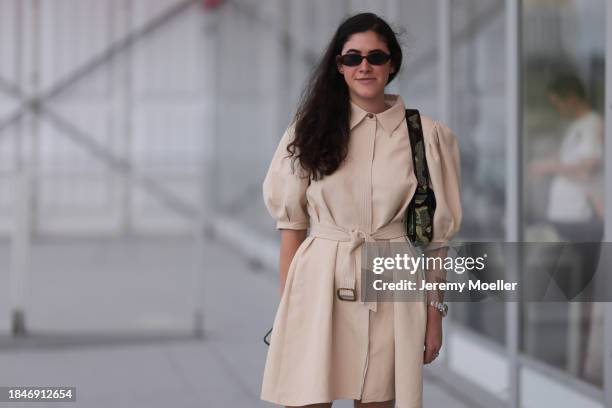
[356,78,376,82]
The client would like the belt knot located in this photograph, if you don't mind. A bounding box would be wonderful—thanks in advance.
[310,222,407,312]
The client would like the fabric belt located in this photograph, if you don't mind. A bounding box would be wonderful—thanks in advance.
[310,221,407,312]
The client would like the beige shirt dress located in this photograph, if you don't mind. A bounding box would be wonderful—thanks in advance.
[260,94,462,408]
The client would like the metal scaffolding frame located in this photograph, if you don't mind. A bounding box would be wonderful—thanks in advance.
[2,0,205,337]
[0,0,201,218]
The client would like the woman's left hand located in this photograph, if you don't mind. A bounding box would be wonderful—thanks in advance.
[423,305,443,364]
[528,158,559,177]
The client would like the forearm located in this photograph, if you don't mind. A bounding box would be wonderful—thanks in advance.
[279,229,308,296]
[555,157,601,179]
[423,245,449,304]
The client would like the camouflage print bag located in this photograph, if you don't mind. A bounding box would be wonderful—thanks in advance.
[404,109,437,247]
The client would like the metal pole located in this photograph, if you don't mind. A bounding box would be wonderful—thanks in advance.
[278,0,290,133]
[120,0,134,235]
[384,0,400,96]
[193,4,221,338]
[437,0,453,373]
[505,0,522,407]
[10,0,40,337]
[603,1,612,405]
[9,0,24,336]
[438,0,451,124]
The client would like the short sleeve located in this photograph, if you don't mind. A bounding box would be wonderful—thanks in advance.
[424,120,463,250]
[575,119,604,160]
[262,124,310,230]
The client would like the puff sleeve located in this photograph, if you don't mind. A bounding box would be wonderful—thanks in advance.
[425,120,463,249]
[423,121,463,304]
[262,124,311,230]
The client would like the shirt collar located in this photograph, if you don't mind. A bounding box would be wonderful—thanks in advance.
[349,94,406,136]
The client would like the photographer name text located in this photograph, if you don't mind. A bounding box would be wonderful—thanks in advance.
[372,279,518,292]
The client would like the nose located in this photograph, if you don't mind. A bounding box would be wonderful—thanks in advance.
[357,57,372,72]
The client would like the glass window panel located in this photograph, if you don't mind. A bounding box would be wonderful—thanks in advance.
[522,0,605,388]
[450,0,507,345]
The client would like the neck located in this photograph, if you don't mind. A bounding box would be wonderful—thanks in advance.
[349,92,389,114]
[573,102,591,119]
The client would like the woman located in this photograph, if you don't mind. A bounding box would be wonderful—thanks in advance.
[261,13,462,408]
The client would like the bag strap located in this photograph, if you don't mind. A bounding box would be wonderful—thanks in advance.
[405,109,436,245]
[405,109,431,190]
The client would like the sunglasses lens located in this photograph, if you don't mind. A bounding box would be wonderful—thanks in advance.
[367,52,390,65]
[339,52,390,66]
[340,54,363,66]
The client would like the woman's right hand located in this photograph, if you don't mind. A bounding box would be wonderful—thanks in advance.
[423,306,443,364]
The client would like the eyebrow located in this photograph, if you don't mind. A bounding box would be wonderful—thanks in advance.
[345,48,387,54]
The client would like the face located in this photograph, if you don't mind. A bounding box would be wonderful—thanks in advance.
[337,30,394,102]
[548,92,575,117]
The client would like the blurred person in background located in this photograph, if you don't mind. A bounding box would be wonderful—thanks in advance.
[528,73,604,385]
[260,12,461,408]
[529,73,604,242]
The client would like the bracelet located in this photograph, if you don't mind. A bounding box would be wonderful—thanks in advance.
[428,300,448,317]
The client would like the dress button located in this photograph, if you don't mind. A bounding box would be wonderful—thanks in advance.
[367,113,374,119]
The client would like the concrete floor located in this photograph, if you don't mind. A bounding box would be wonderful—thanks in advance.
[0,237,475,407]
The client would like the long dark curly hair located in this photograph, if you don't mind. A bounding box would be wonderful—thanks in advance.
[288,13,403,181]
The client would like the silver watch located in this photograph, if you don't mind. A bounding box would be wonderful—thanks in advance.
[428,300,448,317]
